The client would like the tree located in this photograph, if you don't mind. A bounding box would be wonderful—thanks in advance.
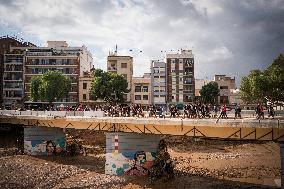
[264,54,284,103]
[91,69,128,103]
[240,70,269,104]
[30,71,71,105]
[240,54,284,104]
[200,81,220,104]
[30,76,43,102]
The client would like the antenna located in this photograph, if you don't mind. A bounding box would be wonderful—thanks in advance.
[115,44,117,53]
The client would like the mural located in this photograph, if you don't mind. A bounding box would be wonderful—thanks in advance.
[24,127,66,156]
[105,151,156,176]
[105,133,160,176]
[24,138,66,156]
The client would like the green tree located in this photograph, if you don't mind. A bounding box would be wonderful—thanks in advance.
[91,69,128,103]
[240,54,284,104]
[30,71,71,105]
[200,82,220,104]
[264,54,284,103]
[30,76,43,102]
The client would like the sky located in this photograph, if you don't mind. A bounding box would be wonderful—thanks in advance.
[0,0,284,85]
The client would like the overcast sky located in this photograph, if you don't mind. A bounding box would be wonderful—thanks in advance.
[1,0,284,85]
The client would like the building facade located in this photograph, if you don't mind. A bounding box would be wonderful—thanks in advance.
[131,73,152,106]
[79,71,95,106]
[150,60,167,107]
[166,49,195,104]
[1,36,36,108]
[214,75,236,105]
[194,79,211,97]
[107,53,133,103]
[229,89,243,106]
[2,41,92,108]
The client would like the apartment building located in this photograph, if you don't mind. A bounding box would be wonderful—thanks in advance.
[150,60,167,107]
[214,74,236,104]
[166,49,195,104]
[132,73,152,106]
[2,41,92,108]
[107,52,133,103]
[0,36,36,108]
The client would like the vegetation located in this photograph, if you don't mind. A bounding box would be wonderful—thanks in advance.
[30,71,71,105]
[240,54,284,104]
[200,81,220,104]
[91,69,128,103]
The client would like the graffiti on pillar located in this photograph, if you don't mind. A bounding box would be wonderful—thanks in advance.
[125,151,153,176]
[24,138,65,156]
[105,151,156,176]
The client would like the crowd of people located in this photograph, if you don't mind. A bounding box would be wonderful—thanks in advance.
[1,102,277,119]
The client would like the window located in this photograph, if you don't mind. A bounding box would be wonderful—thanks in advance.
[135,85,141,92]
[123,94,128,100]
[142,86,148,92]
[83,94,87,100]
[83,83,87,89]
[121,63,127,68]
[135,95,141,100]
[220,86,228,89]
[143,95,148,100]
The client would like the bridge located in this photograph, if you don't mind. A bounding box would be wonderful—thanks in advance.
[1,110,284,176]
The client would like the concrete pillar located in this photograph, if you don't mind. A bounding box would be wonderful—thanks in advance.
[281,144,284,188]
[105,132,161,176]
[24,127,66,156]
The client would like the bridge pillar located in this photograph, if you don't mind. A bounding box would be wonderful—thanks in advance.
[24,127,66,156]
[281,144,284,187]
[105,132,161,176]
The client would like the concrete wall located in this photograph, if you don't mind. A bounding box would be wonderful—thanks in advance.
[24,127,65,156]
[105,132,160,176]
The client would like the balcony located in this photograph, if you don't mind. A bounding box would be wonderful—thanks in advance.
[3,96,22,100]
[3,77,23,81]
[184,72,193,76]
[4,66,23,72]
[3,85,23,90]
[25,64,77,67]
[4,61,23,65]
[108,66,117,71]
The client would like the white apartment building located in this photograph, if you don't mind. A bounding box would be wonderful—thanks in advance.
[150,60,167,107]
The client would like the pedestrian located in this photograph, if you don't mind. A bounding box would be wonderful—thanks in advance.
[234,104,242,119]
[268,104,275,119]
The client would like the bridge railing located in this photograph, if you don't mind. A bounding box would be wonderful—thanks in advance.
[0,110,105,118]
[0,110,283,118]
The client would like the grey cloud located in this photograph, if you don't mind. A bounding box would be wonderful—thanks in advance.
[0,0,284,86]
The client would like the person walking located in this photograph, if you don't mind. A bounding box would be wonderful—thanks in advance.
[234,104,242,119]
[268,104,275,119]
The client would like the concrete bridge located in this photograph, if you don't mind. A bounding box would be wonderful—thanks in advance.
[1,110,284,176]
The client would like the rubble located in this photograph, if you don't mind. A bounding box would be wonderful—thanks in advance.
[0,131,281,188]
